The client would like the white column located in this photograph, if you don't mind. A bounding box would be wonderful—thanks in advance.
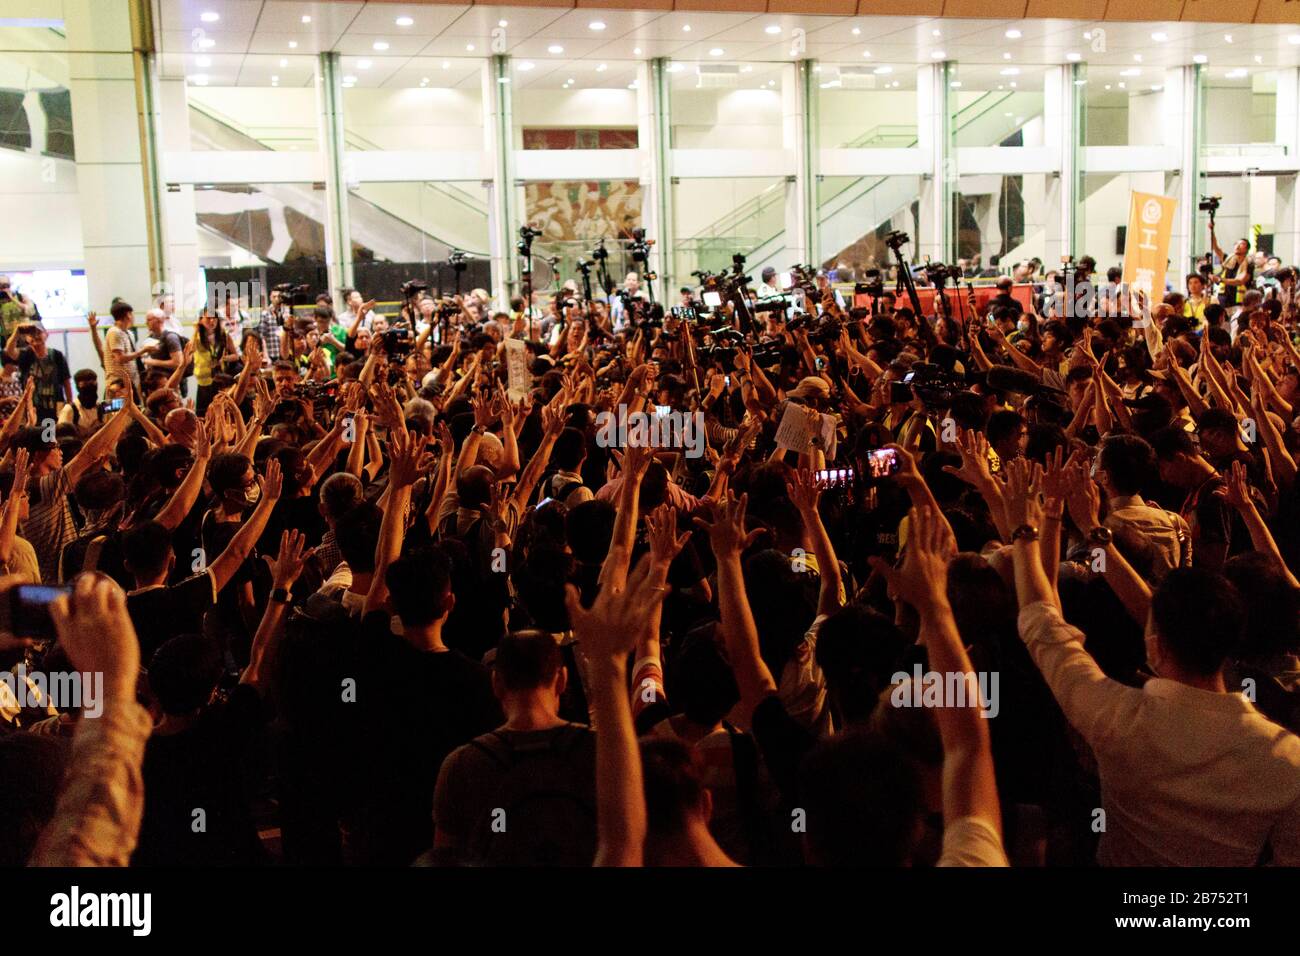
[484,57,515,303]
[1274,69,1300,264]
[1166,65,1200,276]
[638,60,673,298]
[158,76,200,313]
[1042,65,1077,263]
[781,60,815,265]
[316,53,353,305]
[916,63,951,263]
[63,0,153,310]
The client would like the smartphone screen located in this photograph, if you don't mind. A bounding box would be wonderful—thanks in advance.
[865,448,901,479]
[108,397,124,412]
[702,291,723,308]
[534,497,555,511]
[1,584,72,641]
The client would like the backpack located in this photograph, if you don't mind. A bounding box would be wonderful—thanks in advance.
[465,724,597,866]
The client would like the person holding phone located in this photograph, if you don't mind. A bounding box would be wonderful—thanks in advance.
[56,368,109,440]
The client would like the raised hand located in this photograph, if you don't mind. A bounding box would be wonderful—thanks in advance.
[645,505,691,567]
[941,428,995,488]
[564,553,669,663]
[1001,457,1044,531]
[268,528,314,589]
[870,505,956,611]
[693,491,764,558]
[786,467,822,514]
[260,457,283,502]
[1215,459,1254,513]
[49,575,139,703]
[387,428,423,488]
[1062,457,1101,532]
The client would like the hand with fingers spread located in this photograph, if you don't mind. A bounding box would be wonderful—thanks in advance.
[260,456,283,503]
[1215,459,1255,514]
[645,505,691,568]
[785,467,822,515]
[565,553,669,665]
[870,505,956,611]
[941,428,996,490]
[1039,444,1069,515]
[694,492,765,559]
[387,428,424,489]
[268,528,314,590]
[1062,457,1102,532]
[1001,457,1044,531]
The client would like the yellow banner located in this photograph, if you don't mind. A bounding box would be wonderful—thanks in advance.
[1121,191,1177,296]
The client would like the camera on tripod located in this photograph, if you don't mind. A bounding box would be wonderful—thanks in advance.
[1198,195,1221,215]
[401,279,429,298]
[382,327,415,359]
[630,227,653,264]
[517,224,542,257]
[449,250,469,272]
[885,230,910,253]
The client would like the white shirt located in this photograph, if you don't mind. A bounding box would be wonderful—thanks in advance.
[1019,600,1300,866]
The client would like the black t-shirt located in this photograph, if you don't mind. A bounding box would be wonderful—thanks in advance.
[353,611,504,865]
[127,571,216,663]
[132,683,267,866]
[18,348,69,419]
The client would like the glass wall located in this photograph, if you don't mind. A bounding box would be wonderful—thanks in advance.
[1082,66,1171,147]
[816,62,917,149]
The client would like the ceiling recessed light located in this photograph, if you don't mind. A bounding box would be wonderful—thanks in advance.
[666,63,684,72]
[1009,81,1017,87]
[498,20,508,27]
[1002,52,1012,60]
[1000,67,1020,76]
[196,55,212,67]
[548,45,564,54]
[1223,34,1233,43]
[1255,55,1264,64]
[1075,79,1086,86]
[442,61,450,69]
[931,29,941,37]
[518,61,535,71]
[1083,31,1092,40]
[466,44,475,52]
[271,74,279,82]
[301,15,311,24]
[633,47,642,55]
[596,63,607,72]
[200,11,219,23]
[1289,34,1300,45]
[1066,52,1081,62]
[1104,84,1111,90]
[931,50,945,59]
[343,75,356,84]
[1119,67,1140,76]
[589,21,606,31]
[198,38,215,49]
[567,77,575,84]
[288,41,297,49]
[1005,29,1021,39]
[1193,54,1207,64]
[1226,68,1248,79]
[683,24,692,33]
[279,58,288,67]
[765,24,781,35]
[357,59,372,69]
[188,74,208,86]
[396,16,414,27]
[373,41,389,51]
[950,80,962,88]
[1117,82,1126,89]
[862,50,871,58]
[1134,54,1143,62]
[851,27,861,35]
[709,48,724,56]
[767,79,776,87]
[873,66,892,75]
[1151,32,1168,42]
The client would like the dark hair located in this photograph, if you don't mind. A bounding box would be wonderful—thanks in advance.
[319,472,363,520]
[208,452,252,498]
[814,605,908,726]
[493,630,564,692]
[552,427,587,471]
[799,730,923,866]
[640,738,707,839]
[109,301,133,322]
[986,409,1026,448]
[1097,434,1157,496]
[1151,568,1245,676]
[387,546,453,628]
[1148,424,1197,461]
[121,520,173,579]
[335,502,383,573]
[513,546,575,633]
[456,465,494,512]
[566,499,616,564]
[73,470,126,513]
[148,634,224,715]
[671,625,741,728]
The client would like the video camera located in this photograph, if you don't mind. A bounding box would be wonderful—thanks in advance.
[891,362,966,409]
[400,279,429,298]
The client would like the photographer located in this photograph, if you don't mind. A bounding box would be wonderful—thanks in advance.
[1210,223,1254,308]
[4,320,72,422]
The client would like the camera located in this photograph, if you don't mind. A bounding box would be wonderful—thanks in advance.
[1198,195,1221,214]
[400,279,429,298]
[517,224,542,257]
[670,305,698,322]
[885,230,910,252]
[449,250,469,272]
[382,326,414,358]
[925,262,954,287]
[899,362,966,410]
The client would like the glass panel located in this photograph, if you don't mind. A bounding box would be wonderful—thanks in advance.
[1203,68,1278,148]
[671,177,786,290]
[947,64,1046,149]
[1078,171,1182,282]
[815,63,917,148]
[668,60,784,150]
[185,54,321,153]
[818,175,920,275]
[953,174,1053,269]
[1082,67,1171,147]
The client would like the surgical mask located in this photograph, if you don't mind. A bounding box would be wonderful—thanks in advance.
[241,482,261,507]
[78,386,97,404]
[1017,318,1031,334]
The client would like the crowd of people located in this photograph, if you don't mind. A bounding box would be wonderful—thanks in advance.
[3,233,1300,869]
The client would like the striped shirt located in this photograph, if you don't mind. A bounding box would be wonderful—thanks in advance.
[24,469,75,584]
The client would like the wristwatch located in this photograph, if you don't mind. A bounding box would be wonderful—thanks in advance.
[269,587,291,604]
[1010,524,1040,543]
[1086,525,1114,547]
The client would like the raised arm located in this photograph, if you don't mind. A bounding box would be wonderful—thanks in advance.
[1218,459,1300,589]
[207,458,282,593]
[0,449,29,569]
[153,422,211,531]
[363,429,422,617]
[65,389,136,486]
[598,442,651,593]
[242,529,313,694]
[787,468,843,617]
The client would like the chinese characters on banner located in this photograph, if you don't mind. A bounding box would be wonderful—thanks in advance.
[1121,191,1177,296]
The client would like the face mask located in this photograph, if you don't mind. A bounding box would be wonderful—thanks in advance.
[78,387,97,404]
[1017,319,1031,334]
[241,482,261,507]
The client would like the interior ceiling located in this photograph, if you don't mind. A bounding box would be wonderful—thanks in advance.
[151,0,1300,89]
